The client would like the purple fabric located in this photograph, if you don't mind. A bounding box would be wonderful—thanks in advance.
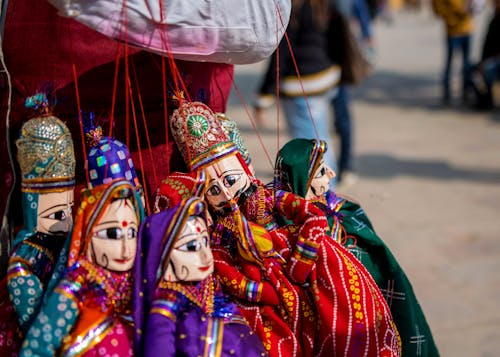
[144,298,266,357]
[134,198,267,356]
[133,206,178,352]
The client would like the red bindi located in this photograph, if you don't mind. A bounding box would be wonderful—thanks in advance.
[122,220,128,228]
[196,226,202,233]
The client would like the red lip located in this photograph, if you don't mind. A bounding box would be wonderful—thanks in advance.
[114,258,132,264]
[199,266,212,272]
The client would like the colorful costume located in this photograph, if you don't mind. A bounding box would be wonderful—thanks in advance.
[0,103,75,356]
[275,138,439,356]
[134,171,266,356]
[170,101,401,356]
[20,179,143,356]
[44,121,146,302]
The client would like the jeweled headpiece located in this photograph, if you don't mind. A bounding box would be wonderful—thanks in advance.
[217,113,251,165]
[170,101,238,170]
[84,113,140,189]
[16,95,75,192]
[153,171,207,213]
[87,137,140,189]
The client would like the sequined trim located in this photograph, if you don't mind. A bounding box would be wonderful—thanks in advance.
[62,317,115,357]
[242,280,262,302]
[22,177,75,192]
[192,142,238,171]
[150,302,177,323]
[204,318,224,357]
[7,263,31,279]
[295,236,320,263]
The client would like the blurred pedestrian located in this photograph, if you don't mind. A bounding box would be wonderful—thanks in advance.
[329,0,373,184]
[255,0,341,184]
[471,0,500,109]
[432,0,476,105]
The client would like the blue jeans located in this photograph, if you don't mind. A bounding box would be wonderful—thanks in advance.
[332,86,353,175]
[443,35,471,101]
[282,92,338,186]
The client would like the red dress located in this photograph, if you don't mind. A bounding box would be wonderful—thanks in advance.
[235,183,402,356]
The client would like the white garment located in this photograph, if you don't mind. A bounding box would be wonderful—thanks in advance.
[46,0,291,64]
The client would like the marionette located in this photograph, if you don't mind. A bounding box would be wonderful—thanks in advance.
[134,172,267,356]
[42,114,147,307]
[19,179,143,356]
[170,100,315,356]
[0,93,76,356]
[275,138,440,357]
[170,100,402,357]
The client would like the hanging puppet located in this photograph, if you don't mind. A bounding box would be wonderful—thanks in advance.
[275,138,440,357]
[170,100,402,357]
[134,171,267,356]
[43,113,148,305]
[19,179,143,356]
[0,92,76,356]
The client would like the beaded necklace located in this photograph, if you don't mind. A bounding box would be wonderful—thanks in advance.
[78,259,133,314]
[157,275,216,315]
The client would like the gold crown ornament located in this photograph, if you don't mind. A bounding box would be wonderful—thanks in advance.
[16,94,76,192]
[170,101,238,170]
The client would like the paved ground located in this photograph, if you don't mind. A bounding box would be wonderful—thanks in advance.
[225,6,500,357]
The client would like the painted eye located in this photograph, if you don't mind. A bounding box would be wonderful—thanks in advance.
[46,210,67,221]
[128,227,138,239]
[202,236,209,247]
[207,184,221,196]
[223,174,240,188]
[315,166,327,178]
[95,228,123,240]
[177,239,202,252]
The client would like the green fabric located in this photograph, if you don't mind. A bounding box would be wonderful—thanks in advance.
[337,199,439,357]
[275,138,316,197]
[13,192,39,248]
[8,272,43,333]
[20,287,79,356]
[275,138,440,356]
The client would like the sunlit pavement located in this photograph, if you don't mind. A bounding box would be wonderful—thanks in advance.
[227,6,500,356]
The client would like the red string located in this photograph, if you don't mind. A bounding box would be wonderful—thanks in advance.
[109,43,122,138]
[124,46,131,149]
[275,5,281,158]
[72,64,90,187]
[161,56,171,175]
[231,81,273,169]
[143,0,193,170]
[131,60,159,189]
[127,77,151,214]
[276,4,320,141]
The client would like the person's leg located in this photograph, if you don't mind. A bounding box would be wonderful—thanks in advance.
[283,94,338,179]
[461,34,472,102]
[443,36,456,103]
[481,58,500,108]
[332,86,353,178]
[352,0,373,41]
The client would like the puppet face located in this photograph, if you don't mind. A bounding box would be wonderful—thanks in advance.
[88,198,138,272]
[305,162,336,201]
[37,189,74,235]
[163,216,213,282]
[204,155,251,213]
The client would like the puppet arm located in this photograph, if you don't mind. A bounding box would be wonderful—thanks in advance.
[273,190,327,283]
[19,276,80,356]
[212,245,280,306]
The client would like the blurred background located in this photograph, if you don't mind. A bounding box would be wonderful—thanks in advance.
[226,1,500,356]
